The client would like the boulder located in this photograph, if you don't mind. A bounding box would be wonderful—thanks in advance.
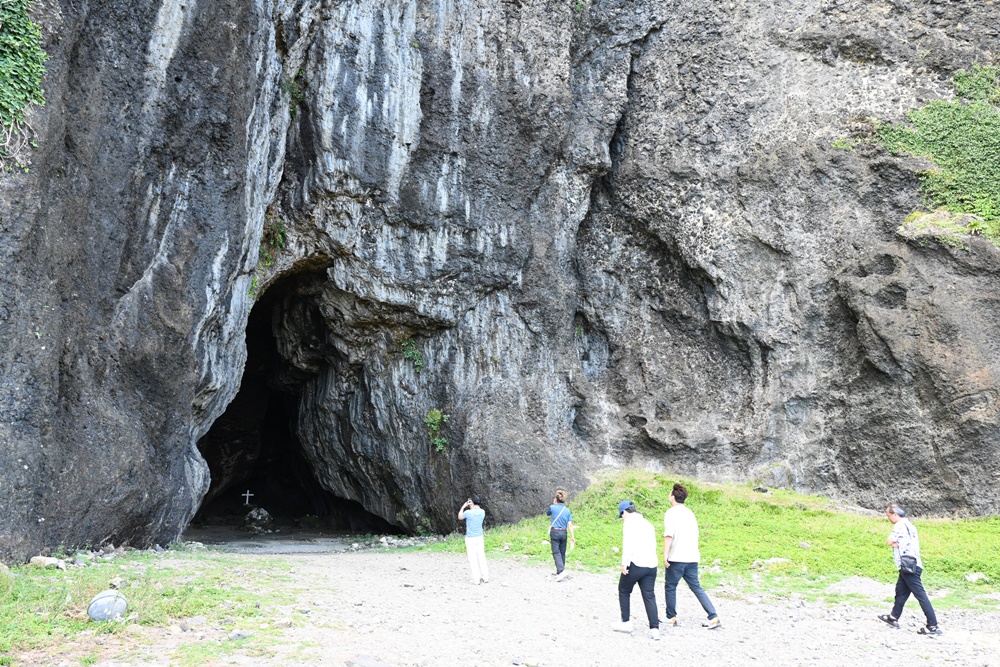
[87,590,128,622]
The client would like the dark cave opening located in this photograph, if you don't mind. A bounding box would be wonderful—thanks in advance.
[193,273,401,535]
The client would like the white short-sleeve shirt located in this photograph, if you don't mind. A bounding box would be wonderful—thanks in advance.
[663,504,701,563]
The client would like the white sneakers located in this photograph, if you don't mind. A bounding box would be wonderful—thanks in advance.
[702,617,722,630]
[612,621,661,640]
[611,620,633,633]
[555,571,569,582]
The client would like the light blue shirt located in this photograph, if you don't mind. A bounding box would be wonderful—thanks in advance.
[463,507,485,537]
[546,504,572,529]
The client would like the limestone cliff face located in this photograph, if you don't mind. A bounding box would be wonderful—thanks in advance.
[2,0,999,561]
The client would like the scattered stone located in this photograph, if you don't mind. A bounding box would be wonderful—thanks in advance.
[751,558,792,570]
[966,572,989,584]
[228,629,253,641]
[612,547,620,553]
[87,590,128,621]
[798,542,811,549]
[109,576,125,589]
[753,486,770,493]
[524,659,541,667]
[346,657,391,667]
[277,618,293,628]
[29,556,66,570]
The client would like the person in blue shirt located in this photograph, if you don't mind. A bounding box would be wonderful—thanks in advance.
[458,495,488,584]
[546,488,576,581]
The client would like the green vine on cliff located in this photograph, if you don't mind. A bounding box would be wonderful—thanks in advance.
[876,64,1000,241]
[401,338,425,374]
[248,215,287,300]
[259,215,287,267]
[423,408,449,453]
[281,69,305,118]
[0,0,47,170]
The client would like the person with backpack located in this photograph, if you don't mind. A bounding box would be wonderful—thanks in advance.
[546,489,576,581]
[878,503,941,635]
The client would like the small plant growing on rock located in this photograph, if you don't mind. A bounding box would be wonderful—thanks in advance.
[259,215,287,267]
[401,338,425,374]
[281,69,306,117]
[423,408,449,452]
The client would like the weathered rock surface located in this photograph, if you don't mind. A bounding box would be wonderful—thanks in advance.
[1,0,999,561]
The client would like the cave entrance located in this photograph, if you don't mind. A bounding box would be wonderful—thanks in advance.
[192,272,400,535]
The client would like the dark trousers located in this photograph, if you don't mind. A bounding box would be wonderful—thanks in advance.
[891,568,937,627]
[618,563,659,628]
[549,529,568,573]
[665,561,717,620]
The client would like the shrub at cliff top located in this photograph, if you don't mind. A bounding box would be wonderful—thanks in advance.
[0,0,46,159]
[427,470,1000,608]
[877,64,1000,241]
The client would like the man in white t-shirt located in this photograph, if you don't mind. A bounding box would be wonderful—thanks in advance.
[662,483,720,629]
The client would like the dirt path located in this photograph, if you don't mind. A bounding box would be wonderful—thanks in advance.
[33,550,1000,667]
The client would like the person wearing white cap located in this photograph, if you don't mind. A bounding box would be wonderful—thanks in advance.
[613,500,661,640]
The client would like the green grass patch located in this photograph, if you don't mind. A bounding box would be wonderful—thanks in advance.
[877,64,1000,240]
[0,547,295,664]
[424,470,1000,606]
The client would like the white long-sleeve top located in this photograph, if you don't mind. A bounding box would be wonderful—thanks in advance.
[890,518,923,569]
[621,512,658,568]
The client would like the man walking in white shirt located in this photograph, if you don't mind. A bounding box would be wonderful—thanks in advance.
[878,503,941,635]
[663,483,721,629]
[614,500,661,640]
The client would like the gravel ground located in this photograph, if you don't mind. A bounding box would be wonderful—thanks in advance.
[30,550,1000,667]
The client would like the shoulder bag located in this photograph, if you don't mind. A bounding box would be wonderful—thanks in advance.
[898,522,919,574]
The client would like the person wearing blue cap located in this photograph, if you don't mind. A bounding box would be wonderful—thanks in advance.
[613,499,661,640]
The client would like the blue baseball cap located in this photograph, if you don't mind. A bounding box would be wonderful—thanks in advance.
[618,500,635,517]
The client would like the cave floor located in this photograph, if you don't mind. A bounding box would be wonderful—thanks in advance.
[181,525,354,555]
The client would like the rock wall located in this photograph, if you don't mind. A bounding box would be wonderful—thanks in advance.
[1,0,998,561]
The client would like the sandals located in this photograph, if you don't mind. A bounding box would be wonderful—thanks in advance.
[878,614,899,628]
[918,625,942,636]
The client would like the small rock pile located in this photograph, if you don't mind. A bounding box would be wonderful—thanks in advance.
[22,542,170,571]
[347,535,444,551]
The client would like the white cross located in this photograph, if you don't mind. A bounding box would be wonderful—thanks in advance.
[242,490,254,505]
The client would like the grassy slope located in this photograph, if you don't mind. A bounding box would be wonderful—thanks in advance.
[426,470,1000,609]
[0,546,294,666]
